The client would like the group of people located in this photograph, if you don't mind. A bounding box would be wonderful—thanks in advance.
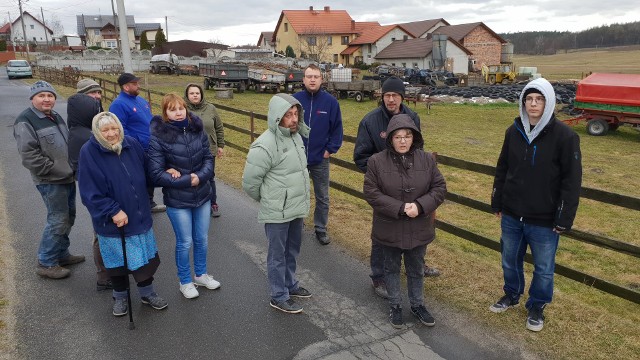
[14,64,581,332]
[14,74,226,316]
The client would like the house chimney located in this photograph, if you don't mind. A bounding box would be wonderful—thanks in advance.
[309,6,313,11]
[324,6,330,11]
[351,20,355,30]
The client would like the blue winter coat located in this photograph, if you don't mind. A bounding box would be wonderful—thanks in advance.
[147,113,214,209]
[78,135,153,237]
[292,89,343,166]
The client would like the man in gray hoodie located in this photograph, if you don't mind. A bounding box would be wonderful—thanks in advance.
[14,81,85,279]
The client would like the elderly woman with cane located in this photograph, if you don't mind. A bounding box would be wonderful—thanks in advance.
[78,112,167,318]
[363,114,446,329]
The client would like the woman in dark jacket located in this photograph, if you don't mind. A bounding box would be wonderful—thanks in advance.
[78,112,167,317]
[363,114,446,329]
[147,93,219,299]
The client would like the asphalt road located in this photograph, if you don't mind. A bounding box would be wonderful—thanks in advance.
[0,72,537,360]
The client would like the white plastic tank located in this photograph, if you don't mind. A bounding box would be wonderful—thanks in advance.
[331,68,352,82]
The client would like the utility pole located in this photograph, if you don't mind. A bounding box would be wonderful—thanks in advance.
[110,0,121,56]
[18,0,30,61]
[7,11,16,53]
[115,0,132,73]
[40,7,49,52]
[165,16,168,41]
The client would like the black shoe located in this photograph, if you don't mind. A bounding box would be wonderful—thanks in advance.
[97,280,113,291]
[389,305,404,329]
[289,286,312,298]
[270,298,303,314]
[489,294,519,313]
[423,265,441,277]
[411,305,435,327]
[315,231,330,245]
[526,306,545,332]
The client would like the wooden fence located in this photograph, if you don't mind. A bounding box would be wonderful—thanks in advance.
[34,67,640,304]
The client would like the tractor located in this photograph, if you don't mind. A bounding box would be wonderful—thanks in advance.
[481,63,516,85]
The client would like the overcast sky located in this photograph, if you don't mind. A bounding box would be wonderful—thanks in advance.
[4,0,639,46]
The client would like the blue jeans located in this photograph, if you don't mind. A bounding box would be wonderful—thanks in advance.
[35,183,76,267]
[382,244,426,307]
[308,158,330,234]
[209,157,217,205]
[370,242,385,281]
[265,218,303,302]
[500,214,560,310]
[166,201,211,284]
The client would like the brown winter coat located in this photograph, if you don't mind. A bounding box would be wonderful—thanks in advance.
[363,114,447,250]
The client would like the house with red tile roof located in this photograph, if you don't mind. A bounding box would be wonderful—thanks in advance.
[1,11,53,46]
[346,25,414,65]
[272,6,378,64]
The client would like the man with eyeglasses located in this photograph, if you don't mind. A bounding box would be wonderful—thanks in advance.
[293,64,343,245]
[353,76,441,300]
[490,78,582,332]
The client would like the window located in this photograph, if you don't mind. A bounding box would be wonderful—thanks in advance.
[307,36,316,46]
[30,25,34,29]
[327,36,332,45]
[413,63,418,67]
[391,37,395,41]
[401,63,406,67]
[333,54,338,62]
[403,35,408,40]
[105,40,117,49]
[94,29,100,35]
[368,44,372,52]
[367,54,371,58]
[284,23,288,32]
[341,36,349,45]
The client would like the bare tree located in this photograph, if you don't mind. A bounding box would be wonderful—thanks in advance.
[45,14,64,37]
[296,25,332,62]
[206,38,227,60]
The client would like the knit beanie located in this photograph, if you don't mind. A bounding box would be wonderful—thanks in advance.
[30,80,57,99]
[522,87,544,106]
[381,76,405,98]
[77,78,102,94]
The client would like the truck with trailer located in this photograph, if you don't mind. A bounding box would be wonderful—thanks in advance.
[199,63,249,92]
[564,73,640,136]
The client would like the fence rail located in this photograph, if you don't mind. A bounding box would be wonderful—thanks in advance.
[35,67,640,304]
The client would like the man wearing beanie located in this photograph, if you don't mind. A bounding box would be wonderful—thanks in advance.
[490,78,582,332]
[67,79,112,290]
[353,76,441,300]
[14,81,85,279]
[109,73,165,212]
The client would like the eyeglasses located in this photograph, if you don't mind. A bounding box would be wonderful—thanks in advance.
[383,93,401,100]
[392,135,413,142]
[525,96,545,104]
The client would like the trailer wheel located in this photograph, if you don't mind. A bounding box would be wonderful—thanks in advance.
[239,81,246,93]
[204,79,210,90]
[330,91,339,99]
[587,119,609,136]
[488,75,496,85]
[354,92,364,102]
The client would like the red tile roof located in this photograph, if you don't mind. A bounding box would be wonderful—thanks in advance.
[350,25,406,45]
[276,8,359,35]
[341,45,361,55]
[0,23,10,34]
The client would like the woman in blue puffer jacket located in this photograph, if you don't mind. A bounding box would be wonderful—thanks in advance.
[147,93,219,299]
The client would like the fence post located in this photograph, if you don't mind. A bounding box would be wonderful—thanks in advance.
[250,111,255,144]
[146,89,151,105]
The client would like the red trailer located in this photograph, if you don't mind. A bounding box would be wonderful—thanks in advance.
[564,73,640,136]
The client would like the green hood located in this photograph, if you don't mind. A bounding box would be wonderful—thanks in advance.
[267,93,310,138]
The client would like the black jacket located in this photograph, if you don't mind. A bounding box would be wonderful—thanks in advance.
[491,115,582,229]
[67,93,103,172]
[147,114,214,209]
[353,104,420,173]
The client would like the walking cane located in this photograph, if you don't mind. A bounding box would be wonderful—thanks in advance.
[118,226,135,330]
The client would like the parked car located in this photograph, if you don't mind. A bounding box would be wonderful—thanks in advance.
[6,60,32,79]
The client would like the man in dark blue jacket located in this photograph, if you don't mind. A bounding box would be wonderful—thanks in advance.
[490,78,582,332]
[293,64,343,245]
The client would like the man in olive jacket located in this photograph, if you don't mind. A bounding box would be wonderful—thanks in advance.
[242,93,311,314]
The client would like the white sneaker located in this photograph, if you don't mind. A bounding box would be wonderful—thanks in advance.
[179,282,199,299]
[193,274,221,290]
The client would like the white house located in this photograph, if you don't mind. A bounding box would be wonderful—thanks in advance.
[347,25,413,65]
[375,37,472,74]
[6,11,53,46]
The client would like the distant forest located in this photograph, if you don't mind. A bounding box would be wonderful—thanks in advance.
[499,21,640,54]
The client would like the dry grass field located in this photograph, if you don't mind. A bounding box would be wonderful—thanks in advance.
[1,47,638,359]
